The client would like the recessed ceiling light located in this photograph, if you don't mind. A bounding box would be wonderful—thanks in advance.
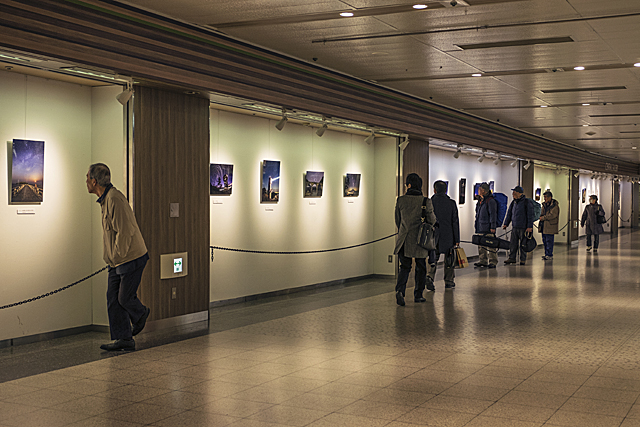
[634,63,640,67]
[582,103,590,106]
[540,105,548,108]
[582,124,589,127]
[413,4,428,9]
[472,73,482,77]
[340,12,354,17]
[633,147,637,149]
[574,66,585,71]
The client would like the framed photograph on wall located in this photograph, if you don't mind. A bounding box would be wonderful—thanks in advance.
[489,181,495,192]
[443,180,449,195]
[459,178,466,204]
[210,163,233,195]
[535,188,541,201]
[10,139,44,204]
[304,171,324,198]
[473,183,482,200]
[261,160,280,203]
[344,173,361,197]
[582,188,586,203]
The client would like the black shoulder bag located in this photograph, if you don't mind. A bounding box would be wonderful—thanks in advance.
[417,197,439,251]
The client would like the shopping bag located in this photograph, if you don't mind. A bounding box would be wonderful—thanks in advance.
[454,247,468,268]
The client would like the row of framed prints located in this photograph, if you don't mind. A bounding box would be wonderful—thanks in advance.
[210,161,361,203]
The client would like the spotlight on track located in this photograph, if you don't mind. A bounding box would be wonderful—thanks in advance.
[116,82,133,105]
[453,145,462,159]
[316,121,328,137]
[523,160,532,170]
[574,172,580,178]
[364,130,375,145]
[399,138,410,151]
[555,167,562,175]
[510,159,518,168]
[477,150,486,162]
[275,109,288,131]
[493,155,501,165]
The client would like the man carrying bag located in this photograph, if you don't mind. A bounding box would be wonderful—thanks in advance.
[428,180,460,290]
[474,183,498,268]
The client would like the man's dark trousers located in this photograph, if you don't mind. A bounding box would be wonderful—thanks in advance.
[508,228,528,263]
[395,246,427,298]
[107,256,148,340]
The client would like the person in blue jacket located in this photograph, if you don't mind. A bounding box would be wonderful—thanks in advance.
[474,183,498,268]
[502,186,534,265]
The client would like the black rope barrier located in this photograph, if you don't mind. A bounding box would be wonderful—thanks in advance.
[210,233,398,258]
[0,267,108,310]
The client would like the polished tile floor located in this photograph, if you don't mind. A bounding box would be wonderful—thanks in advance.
[2,230,640,426]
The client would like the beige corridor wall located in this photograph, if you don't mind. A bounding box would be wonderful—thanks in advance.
[209,109,396,302]
[0,72,93,341]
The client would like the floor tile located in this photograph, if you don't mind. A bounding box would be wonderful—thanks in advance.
[338,399,414,420]
[248,405,329,426]
[306,413,390,427]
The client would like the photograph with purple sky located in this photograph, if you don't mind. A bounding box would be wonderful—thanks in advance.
[261,160,280,202]
[11,139,44,204]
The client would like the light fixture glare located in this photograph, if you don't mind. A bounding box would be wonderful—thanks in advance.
[574,66,585,71]
[413,4,428,9]
[340,12,354,17]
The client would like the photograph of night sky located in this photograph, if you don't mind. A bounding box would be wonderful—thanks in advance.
[210,163,233,195]
[344,173,361,197]
[261,160,280,202]
[304,171,324,198]
[11,139,44,204]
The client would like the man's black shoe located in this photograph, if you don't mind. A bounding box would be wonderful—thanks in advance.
[504,259,516,265]
[487,264,497,269]
[100,339,135,352]
[474,262,488,268]
[132,307,150,336]
[445,283,456,289]
[414,297,426,303]
[396,291,405,306]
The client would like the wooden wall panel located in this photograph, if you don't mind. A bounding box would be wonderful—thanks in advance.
[403,137,430,192]
[133,86,210,320]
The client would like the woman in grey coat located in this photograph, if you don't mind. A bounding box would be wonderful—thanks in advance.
[394,173,437,306]
[581,195,605,253]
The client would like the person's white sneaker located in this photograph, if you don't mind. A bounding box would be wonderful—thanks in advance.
[586,247,592,252]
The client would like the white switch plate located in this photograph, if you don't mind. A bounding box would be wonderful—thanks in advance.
[170,203,179,217]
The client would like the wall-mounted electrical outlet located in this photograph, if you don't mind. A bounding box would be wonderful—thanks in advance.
[171,287,177,299]
[388,255,393,263]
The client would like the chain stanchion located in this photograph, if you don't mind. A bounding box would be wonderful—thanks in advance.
[0,267,108,310]
[210,233,398,257]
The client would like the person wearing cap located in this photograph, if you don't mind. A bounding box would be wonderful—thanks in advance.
[474,182,498,268]
[539,190,560,260]
[581,195,605,253]
[502,186,534,265]
[428,180,460,289]
[394,173,437,306]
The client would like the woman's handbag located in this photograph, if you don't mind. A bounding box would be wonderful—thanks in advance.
[417,198,439,251]
[454,247,468,268]
[596,206,607,224]
[520,231,537,253]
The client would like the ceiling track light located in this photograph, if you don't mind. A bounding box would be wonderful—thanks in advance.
[275,108,287,131]
[477,150,486,162]
[493,154,501,165]
[510,159,518,168]
[523,160,532,170]
[316,118,328,137]
[555,167,562,175]
[453,145,462,159]
[365,130,375,145]
[574,172,580,178]
[116,82,133,105]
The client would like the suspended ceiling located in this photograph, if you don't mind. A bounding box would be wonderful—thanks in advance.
[123,0,640,164]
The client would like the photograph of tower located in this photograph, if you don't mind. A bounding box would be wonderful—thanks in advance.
[344,173,361,197]
[11,139,45,204]
[261,160,280,202]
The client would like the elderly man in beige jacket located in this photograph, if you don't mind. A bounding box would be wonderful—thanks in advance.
[87,163,150,351]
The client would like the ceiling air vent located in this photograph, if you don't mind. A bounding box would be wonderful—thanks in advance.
[542,86,626,94]
[457,36,573,50]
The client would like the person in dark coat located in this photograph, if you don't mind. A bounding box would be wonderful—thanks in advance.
[474,182,498,268]
[394,173,436,306]
[581,194,605,252]
[502,186,534,265]
[427,180,460,290]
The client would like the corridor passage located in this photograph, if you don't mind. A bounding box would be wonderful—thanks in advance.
[2,230,640,426]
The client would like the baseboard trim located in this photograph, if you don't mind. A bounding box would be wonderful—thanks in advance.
[142,311,209,334]
[0,324,109,349]
[210,274,393,309]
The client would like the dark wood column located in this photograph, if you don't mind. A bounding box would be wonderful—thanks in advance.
[403,136,430,190]
[568,170,580,245]
[133,86,210,322]
[633,183,639,229]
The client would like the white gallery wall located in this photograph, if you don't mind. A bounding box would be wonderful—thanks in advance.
[0,71,123,341]
[533,166,570,242]
[429,147,518,258]
[619,181,633,228]
[209,109,397,302]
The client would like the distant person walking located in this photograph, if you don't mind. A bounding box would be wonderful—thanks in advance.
[503,186,534,265]
[87,163,150,351]
[394,173,437,305]
[581,195,605,253]
[428,180,460,290]
[474,183,498,268]
[539,191,560,260]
